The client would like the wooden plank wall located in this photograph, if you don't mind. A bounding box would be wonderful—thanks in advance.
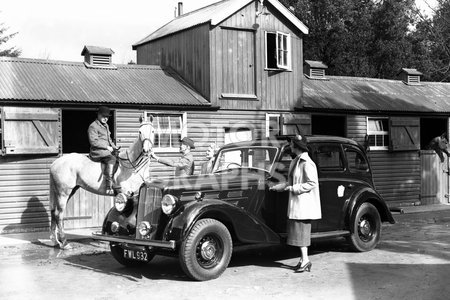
[115,109,266,178]
[210,2,304,111]
[135,23,211,101]
[347,115,421,206]
[0,156,55,233]
[135,1,304,112]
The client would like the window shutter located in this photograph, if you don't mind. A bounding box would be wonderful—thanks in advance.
[282,114,311,135]
[389,117,420,151]
[2,107,60,155]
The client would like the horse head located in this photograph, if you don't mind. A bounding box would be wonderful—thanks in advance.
[428,133,449,162]
[139,121,155,155]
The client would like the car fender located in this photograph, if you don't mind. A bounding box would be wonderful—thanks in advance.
[164,199,280,245]
[344,187,395,228]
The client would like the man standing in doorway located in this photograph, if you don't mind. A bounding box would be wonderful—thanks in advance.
[151,137,196,176]
[88,106,119,195]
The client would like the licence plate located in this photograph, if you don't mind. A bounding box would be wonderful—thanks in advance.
[123,248,148,262]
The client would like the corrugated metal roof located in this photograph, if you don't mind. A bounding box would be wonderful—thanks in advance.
[300,75,450,113]
[0,57,209,106]
[132,0,308,48]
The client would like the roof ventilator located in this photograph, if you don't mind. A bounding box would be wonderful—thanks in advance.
[81,45,117,69]
[304,60,328,80]
[399,68,422,85]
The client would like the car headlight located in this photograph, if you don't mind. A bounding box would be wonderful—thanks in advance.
[111,221,120,233]
[138,221,152,237]
[114,193,128,212]
[161,194,178,215]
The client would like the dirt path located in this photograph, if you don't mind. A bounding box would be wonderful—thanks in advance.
[1,210,449,300]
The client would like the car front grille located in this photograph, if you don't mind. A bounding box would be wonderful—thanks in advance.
[136,186,162,240]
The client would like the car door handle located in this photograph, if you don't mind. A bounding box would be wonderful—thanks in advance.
[347,184,354,189]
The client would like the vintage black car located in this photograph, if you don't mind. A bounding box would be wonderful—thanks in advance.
[92,135,395,281]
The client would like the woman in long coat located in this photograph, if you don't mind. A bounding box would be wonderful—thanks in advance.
[271,134,322,272]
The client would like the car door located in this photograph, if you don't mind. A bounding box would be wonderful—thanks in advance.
[310,142,349,232]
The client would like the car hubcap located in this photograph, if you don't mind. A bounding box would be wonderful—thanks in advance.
[200,240,216,260]
[196,235,223,268]
[358,217,373,241]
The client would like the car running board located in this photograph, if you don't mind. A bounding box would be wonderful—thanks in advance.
[311,230,350,239]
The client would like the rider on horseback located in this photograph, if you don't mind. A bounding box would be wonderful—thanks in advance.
[88,106,119,195]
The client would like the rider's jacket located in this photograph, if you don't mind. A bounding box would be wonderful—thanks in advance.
[88,119,116,160]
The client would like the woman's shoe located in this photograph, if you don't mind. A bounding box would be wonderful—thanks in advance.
[292,258,303,270]
[295,261,312,273]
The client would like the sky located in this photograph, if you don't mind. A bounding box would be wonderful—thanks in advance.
[0,0,439,64]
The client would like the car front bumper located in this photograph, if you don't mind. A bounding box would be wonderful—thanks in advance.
[91,232,176,250]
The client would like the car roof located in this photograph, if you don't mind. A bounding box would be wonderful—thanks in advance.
[219,135,363,150]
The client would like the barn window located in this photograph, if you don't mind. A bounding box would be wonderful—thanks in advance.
[62,109,115,154]
[367,118,389,150]
[265,31,291,70]
[266,113,281,138]
[146,112,186,152]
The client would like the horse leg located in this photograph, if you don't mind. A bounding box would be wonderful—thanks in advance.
[49,179,75,249]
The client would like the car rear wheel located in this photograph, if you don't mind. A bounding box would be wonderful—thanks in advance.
[179,218,233,281]
[348,202,381,252]
[110,242,154,267]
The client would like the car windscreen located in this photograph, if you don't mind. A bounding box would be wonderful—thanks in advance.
[213,146,278,173]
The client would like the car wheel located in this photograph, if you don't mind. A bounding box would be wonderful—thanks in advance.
[348,202,381,252]
[179,218,233,281]
[109,242,155,267]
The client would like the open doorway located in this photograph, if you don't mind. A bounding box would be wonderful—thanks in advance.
[420,117,447,149]
[312,115,346,137]
[62,109,115,153]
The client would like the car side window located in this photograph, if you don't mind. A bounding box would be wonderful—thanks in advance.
[345,147,370,173]
[314,144,344,172]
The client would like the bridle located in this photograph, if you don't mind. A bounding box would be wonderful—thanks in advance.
[118,122,154,174]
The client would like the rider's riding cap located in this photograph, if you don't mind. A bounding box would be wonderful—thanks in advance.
[180,137,195,149]
[98,106,112,117]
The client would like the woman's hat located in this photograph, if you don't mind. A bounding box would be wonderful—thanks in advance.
[180,137,195,149]
[289,134,309,152]
[98,106,111,117]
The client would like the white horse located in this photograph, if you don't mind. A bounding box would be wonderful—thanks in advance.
[49,121,155,248]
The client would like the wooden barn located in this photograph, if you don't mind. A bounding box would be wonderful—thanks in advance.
[298,61,450,207]
[0,47,211,233]
[0,0,311,233]
[2,0,448,234]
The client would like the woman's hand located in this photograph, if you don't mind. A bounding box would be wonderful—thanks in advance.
[283,185,293,192]
[270,182,287,192]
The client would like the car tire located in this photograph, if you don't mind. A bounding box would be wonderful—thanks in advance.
[348,202,381,252]
[109,242,154,267]
[179,218,233,281]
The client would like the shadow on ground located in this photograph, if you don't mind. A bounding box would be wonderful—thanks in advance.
[59,237,353,282]
[348,262,450,300]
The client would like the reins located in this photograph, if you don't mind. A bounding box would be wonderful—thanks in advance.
[117,122,154,181]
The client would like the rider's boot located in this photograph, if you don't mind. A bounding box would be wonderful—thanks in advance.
[104,163,115,195]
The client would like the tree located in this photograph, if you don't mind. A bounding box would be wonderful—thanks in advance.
[281,0,422,79]
[369,0,417,79]
[0,15,21,57]
[412,0,450,81]
[282,0,376,76]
